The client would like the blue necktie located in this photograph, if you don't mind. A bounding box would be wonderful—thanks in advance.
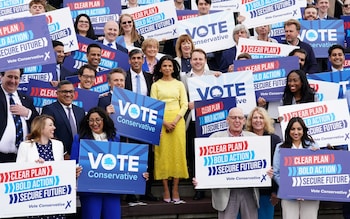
[136,74,141,94]
[107,43,112,47]
[67,107,77,137]
[9,93,23,147]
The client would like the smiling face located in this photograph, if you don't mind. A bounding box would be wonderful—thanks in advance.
[303,7,318,20]
[57,84,75,106]
[77,16,90,35]
[109,72,125,89]
[251,111,265,133]
[160,60,174,78]
[120,15,134,33]
[128,52,144,73]
[316,0,329,14]
[1,69,21,93]
[104,21,119,43]
[54,45,65,64]
[87,47,101,69]
[226,108,245,135]
[88,112,104,134]
[287,72,302,94]
[190,51,206,73]
[329,48,345,70]
[42,118,56,139]
[343,0,350,15]
[289,121,303,144]
[180,40,192,57]
[144,44,158,58]
[78,68,95,89]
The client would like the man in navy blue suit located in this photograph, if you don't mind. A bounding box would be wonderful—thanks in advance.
[42,80,85,159]
[0,69,39,162]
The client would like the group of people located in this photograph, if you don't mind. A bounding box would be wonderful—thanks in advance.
[1,0,350,218]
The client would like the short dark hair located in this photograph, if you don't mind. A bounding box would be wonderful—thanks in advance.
[128,49,143,59]
[1,69,24,77]
[328,44,345,57]
[289,48,308,57]
[78,64,97,77]
[87,43,101,54]
[191,48,207,59]
[196,0,211,5]
[57,80,73,89]
[52,40,64,48]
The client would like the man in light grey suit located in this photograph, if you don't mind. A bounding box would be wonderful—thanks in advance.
[210,107,259,219]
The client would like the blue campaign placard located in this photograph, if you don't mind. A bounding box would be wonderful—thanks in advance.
[342,16,350,48]
[0,15,56,71]
[194,96,236,138]
[26,79,99,112]
[62,35,129,73]
[64,0,121,35]
[307,69,350,98]
[279,148,350,202]
[110,87,165,145]
[234,56,299,102]
[299,20,344,58]
[77,139,148,194]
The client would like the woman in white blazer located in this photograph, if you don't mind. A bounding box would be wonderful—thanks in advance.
[16,114,64,163]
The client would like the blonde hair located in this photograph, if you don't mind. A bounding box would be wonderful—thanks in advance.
[119,14,140,43]
[246,107,275,134]
[27,114,55,142]
[141,38,159,52]
[175,34,195,58]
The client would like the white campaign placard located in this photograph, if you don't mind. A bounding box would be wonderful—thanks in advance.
[45,7,79,52]
[0,0,31,21]
[239,0,305,29]
[195,136,271,189]
[177,10,235,53]
[236,38,299,59]
[191,0,240,11]
[123,1,179,41]
[308,79,340,102]
[0,161,76,218]
[187,71,256,115]
[278,99,350,147]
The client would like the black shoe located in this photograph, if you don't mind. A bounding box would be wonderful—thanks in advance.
[125,194,138,202]
[193,191,205,200]
[140,193,159,201]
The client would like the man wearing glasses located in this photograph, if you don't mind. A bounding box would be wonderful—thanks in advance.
[209,107,259,219]
[77,64,97,90]
[42,80,85,159]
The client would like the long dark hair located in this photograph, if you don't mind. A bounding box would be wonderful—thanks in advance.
[78,107,116,140]
[282,69,315,105]
[74,14,97,40]
[281,117,314,148]
[153,55,181,81]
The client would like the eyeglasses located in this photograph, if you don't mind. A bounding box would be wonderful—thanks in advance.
[228,116,245,120]
[122,20,132,25]
[88,118,103,124]
[57,90,74,94]
[81,74,95,80]
[343,4,350,7]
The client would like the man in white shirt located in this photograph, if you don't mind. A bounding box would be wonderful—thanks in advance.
[0,69,38,162]
[99,21,128,53]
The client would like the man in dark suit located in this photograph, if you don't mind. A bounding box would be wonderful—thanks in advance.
[51,40,75,87]
[42,80,85,159]
[125,49,158,203]
[0,69,39,162]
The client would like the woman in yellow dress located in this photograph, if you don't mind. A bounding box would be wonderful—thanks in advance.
[151,55,189,204]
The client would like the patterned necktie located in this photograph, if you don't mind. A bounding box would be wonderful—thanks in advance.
[136,74,141,94]
[9,93,23,147]
[67,107,77,137]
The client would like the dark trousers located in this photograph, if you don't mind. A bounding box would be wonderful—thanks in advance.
[0,152,17,163]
